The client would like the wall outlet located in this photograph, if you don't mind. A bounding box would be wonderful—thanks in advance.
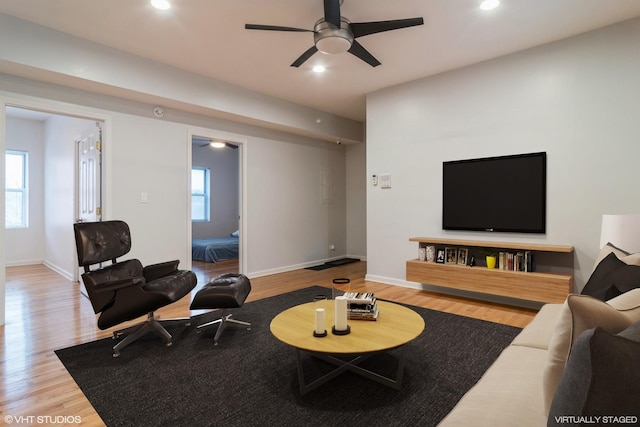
[329,244,335,250]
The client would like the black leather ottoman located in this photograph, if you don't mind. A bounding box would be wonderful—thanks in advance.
[190,273,252,344]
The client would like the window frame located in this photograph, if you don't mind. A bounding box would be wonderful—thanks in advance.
[5,149,29,229]
[191,167,210,222]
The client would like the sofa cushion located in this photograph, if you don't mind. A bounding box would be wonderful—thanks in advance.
[511,303,563,350]
[591,242,640,271]
[439,346,549,427]
[548,322,640,423]
[542,290,640,413]
[592,242,630,271]
[582,252,640,301]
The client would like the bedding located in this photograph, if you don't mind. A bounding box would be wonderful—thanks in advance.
[192,237,239,263]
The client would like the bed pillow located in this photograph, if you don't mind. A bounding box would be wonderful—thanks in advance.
[542,291,640,414]
[230,230,239,237]
[582,252,640,301]
[547,322,640,422]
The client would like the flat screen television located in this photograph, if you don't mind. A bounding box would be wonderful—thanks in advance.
[442,152,546,233]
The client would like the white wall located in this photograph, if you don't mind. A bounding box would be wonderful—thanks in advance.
[346,142,367,259]
[366,18,640,293]
[5,117,45,265]
[43,115,96,277]
[246,138,347,275]
[191,144,239,239]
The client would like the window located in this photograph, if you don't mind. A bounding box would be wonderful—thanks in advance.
[5,150,28,228]
[191,167,210,222]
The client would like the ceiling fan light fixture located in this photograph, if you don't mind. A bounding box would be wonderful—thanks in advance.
[151,0,171,10]
[314,19,353,54]
[480,0,500,11]
[210,141,226,148]
[316,36,352,54]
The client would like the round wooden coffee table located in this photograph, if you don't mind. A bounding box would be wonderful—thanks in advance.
[270,299,425,394]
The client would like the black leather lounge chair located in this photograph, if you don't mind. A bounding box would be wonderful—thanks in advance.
[73,220,197,357]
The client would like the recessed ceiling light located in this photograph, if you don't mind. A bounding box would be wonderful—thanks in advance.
[312,65,326,73]
[480,0,500,10]
[151,0,170,10]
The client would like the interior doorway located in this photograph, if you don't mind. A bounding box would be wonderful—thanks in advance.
[4,105,105,283]
[190,135,242,276]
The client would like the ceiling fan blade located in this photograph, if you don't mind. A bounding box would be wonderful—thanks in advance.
[350,18,424,38]
[245,24,312,32]
[323,0,341,28]
[348,40,381,67]
[291,45,319,67]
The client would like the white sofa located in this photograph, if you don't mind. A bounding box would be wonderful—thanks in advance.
[439,288,640,426]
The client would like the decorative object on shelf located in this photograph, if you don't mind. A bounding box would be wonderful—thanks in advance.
[332,296,350,335]
[457,248,468,266]
[332,277,350,299]
[445,247,457,264]
[486,255,497,269]
[426,245,436,262]
[436,248,445,264]
[469,255,476,266]
[419,247,426,261]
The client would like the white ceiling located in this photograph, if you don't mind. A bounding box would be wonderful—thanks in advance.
[1,0,640,122]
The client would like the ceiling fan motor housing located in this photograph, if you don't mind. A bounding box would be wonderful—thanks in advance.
[314,18,353,54]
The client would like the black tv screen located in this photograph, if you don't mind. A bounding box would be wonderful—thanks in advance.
[442,152,546,233]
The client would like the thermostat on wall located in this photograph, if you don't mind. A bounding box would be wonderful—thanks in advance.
[379,174,392,189]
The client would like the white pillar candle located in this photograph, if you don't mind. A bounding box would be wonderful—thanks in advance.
[334,296,348,331]
[315,308,326,334]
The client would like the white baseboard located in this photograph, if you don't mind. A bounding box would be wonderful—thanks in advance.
[364,274,423,290]
[247,255,365,279]
[5,259,44,267]
[43,260,74,281]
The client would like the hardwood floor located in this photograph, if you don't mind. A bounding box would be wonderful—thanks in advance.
[0,261,536,426]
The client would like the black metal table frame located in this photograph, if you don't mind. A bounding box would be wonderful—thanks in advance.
[294,346,408,395]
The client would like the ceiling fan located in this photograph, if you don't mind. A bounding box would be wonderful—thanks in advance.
[245,0,424,67]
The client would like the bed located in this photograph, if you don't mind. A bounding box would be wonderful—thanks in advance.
[192,237,239,263]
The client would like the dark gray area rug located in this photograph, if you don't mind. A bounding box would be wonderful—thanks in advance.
[55,287,521,427]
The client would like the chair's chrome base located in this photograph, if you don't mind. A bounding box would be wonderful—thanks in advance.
[196,313,251,345]
[111,312,191,357]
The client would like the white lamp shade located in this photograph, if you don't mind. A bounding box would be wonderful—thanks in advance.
[600,214,640,253]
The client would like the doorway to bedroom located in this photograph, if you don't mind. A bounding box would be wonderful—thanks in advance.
[190,135,240,280]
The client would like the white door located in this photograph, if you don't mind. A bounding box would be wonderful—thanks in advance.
[74,122,103,291]
[76,122,102,224]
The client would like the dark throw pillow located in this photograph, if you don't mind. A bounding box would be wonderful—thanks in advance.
[547,322,640,425]
[582,252,640,301]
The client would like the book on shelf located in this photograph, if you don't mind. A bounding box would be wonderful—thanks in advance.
[497,250,535,272]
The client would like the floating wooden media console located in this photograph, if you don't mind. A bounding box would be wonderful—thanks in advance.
[406,238,574,304]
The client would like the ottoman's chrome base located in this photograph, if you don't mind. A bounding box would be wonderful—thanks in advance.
[197,313,251,345]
